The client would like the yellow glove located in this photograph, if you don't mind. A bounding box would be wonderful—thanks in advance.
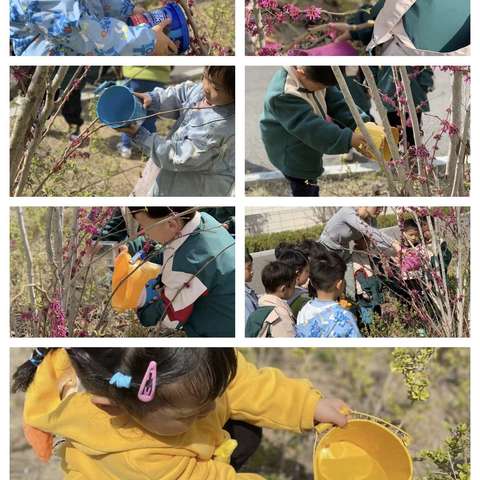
[111,249,161,312]
[355,122,399,162]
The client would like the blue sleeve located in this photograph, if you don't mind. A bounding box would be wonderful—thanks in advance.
[15,0,157,55]
[100,0,135,20]
[147,81,199,119]
[344,311,362,338]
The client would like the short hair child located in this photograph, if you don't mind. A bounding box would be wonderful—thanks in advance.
[309,251,347,293]
[302,66,344,86]
[204,66,235,100]
[402,218,421,246]
[296,252,361,338]
[261,261,296,294]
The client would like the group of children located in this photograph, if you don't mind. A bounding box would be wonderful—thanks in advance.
[245,207,451,337]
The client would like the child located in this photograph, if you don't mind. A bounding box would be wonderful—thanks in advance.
[296,252,361,338]
[275,244,311,319]
[329,0,470,56]
[260,66,370,196]
[119,207,235,337]
[245,250,258,321]
[245,261,296,337]
[119,66,235,197]
[402,218,421,247]
[10,0,178,56]
[13,348,350,479]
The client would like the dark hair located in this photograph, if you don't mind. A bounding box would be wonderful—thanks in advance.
[204,66,235,99]
[302,66,345,86]
[12,348,237,417]
[276,249,308,275]
[309,252,346,292]
[245,249,253,264]
[296,239,327,259]
[274,242,295,259]
[403,218,419,231]
[128,207,195,223]
[261,261,296,293]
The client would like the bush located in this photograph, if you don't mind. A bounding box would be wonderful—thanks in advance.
[246,213,399,253]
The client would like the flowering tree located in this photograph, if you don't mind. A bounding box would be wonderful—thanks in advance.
[12,207,118,337]
[245,1,367,55]
[363,207,470,337]
[331,66,470,197]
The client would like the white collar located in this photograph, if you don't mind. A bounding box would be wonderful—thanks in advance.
[166,211,202,253]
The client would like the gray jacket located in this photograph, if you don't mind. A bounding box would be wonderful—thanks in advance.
[320,207,394,259]
[132,81,235,196]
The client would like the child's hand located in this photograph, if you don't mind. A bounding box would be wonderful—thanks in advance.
[314,398,350,427]
[152,20,178,55]
[133,92,153,109]
[351,131,366,150]
[327,23,352,43]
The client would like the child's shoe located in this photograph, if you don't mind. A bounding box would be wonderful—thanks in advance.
[116,142,132,159]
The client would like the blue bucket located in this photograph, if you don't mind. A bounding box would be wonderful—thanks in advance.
[127,3,190,53]
[96,85,146,129]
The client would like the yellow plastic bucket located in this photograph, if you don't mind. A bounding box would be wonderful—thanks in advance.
[314,412,413,480]
[111,250,161,311]
[355,123,400,162]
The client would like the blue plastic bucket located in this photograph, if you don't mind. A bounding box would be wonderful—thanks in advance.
[127,3,190,53]
[96,85,146,129]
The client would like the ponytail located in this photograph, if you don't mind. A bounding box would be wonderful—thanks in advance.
[11,348,54,393]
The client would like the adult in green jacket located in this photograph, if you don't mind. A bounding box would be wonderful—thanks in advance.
[330,0,470,55]
[260,66,370,196]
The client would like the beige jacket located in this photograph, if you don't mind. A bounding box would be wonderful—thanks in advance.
[258,294,296,338]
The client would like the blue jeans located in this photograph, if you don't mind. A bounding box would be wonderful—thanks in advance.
[121,79,166,148]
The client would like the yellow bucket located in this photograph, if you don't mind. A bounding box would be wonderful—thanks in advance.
[313,411,413,480]
[111,250,161,311]
[355,122,400,162]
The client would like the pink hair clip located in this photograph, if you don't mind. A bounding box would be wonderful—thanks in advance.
[138,361,157,403]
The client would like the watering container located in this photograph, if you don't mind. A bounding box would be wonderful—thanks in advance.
[314,411,413,480]
[289,41,358,56]
[355,122,400,162]
[127,3,190,53]
[96,85,146,129]
[112,250,161,311]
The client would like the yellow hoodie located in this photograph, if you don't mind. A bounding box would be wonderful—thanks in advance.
[23,350,322,480]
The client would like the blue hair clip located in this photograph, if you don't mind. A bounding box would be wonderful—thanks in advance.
[29,348,45,367]
[109,372,132,389]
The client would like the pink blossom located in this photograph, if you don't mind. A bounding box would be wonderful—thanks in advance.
[303,6,322,21]
[400,250,423,274]
[49,296,68,337]
[257,46,280,55]
[258,0,278,8]
[440,119,459,137]
[283,3,301,19]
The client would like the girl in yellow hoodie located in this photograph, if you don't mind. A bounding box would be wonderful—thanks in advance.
[12,348,350,479]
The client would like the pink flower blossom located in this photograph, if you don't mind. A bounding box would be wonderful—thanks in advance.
[49,296,68,337]
[303,6,322,21]
[400,250,423,274]
[283,3,301,19]
[258,0,278,8]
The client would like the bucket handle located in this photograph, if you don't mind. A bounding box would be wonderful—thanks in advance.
[314,410,411,447]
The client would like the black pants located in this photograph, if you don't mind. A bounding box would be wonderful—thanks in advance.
[62,88,84,127]
[284,175,319,196]
[224,420,262,471]
[387,110,422,147]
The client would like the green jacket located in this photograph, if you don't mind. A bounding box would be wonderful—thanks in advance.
[371,66,434,112]
[260,68,370,180]
[350,0,470,53]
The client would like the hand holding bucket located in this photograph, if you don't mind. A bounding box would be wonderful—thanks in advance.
[313,410,413,480]
[128,3,190,53]
[96,85,147,129]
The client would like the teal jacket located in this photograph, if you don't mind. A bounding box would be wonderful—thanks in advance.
[260,68,370,180]
[371,66,434,112]
[349,0,470,53]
